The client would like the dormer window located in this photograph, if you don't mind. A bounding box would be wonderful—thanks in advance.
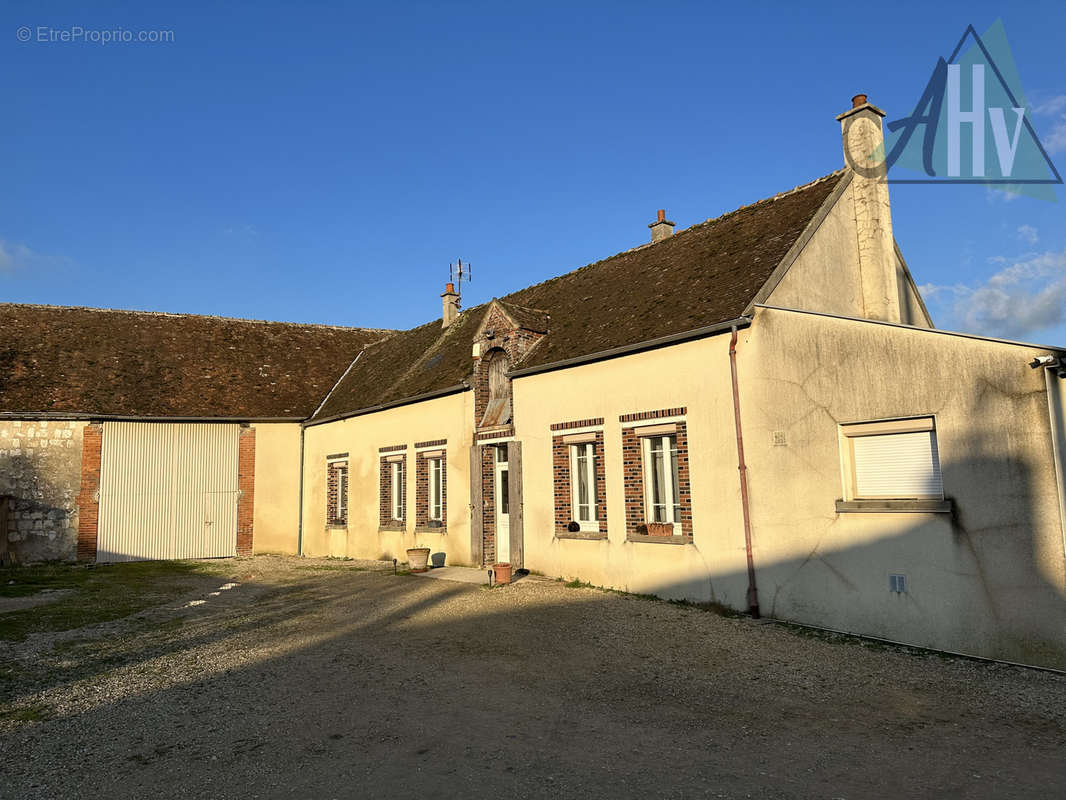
[480,348,512,427]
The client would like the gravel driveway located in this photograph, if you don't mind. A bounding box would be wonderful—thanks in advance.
[1,555,1064,799]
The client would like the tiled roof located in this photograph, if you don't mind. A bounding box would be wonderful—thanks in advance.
[0,305,390,418]
[312,170,845,421]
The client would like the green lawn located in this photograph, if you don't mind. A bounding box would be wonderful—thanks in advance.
[0,560,230,642]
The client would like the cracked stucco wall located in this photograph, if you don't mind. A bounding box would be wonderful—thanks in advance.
[741,308,1066,668]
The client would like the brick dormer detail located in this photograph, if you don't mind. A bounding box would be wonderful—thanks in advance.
[471,299,549,429]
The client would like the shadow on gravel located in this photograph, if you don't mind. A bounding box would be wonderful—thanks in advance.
[2,563,1065,800]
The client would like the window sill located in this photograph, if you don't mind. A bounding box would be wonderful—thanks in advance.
[555,531,608,541]
[835,499,953,514]
[378,524,406,532]
[626,533,693,545]
[414,526,447,534]
[326,523,348,530]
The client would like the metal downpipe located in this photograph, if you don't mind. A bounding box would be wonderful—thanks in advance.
[729,326,760,618]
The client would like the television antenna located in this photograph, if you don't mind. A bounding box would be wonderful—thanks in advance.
[449,258,472,305]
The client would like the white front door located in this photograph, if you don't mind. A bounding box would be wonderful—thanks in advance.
[494,447,510,563]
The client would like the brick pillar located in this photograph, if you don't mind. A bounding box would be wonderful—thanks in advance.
[76,424,102,562]
[237,427,256,557]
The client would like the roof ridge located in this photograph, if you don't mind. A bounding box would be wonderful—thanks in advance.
[0,302,395,334]
[495,169,845,304]
[496,298,550,315]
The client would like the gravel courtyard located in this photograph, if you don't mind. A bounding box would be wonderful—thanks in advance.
[1,555,1064,799]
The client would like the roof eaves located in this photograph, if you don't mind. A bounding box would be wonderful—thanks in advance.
[507,317,752,379]
[303,383,470,428]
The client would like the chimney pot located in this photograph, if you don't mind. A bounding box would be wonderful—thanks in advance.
[441,282,460,328]
[852,93,868,108]
[648,209,675,243]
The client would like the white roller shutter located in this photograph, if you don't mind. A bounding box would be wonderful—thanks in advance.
[851,430,943,499]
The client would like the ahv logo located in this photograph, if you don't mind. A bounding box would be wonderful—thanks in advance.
[878,21,1061,196]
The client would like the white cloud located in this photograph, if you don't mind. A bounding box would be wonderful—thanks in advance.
[1034,95,1066,116]
[1033,93,1066,156]
[1017,225,1039,245]
[923,248,1066,339]
[0,240,39,274]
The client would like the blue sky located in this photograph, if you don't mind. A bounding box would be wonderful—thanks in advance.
[2,1,1065,340]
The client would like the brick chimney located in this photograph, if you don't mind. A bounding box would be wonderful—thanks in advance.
[441,282,460,328]
[648,209,675,244]
[836,93,901,323]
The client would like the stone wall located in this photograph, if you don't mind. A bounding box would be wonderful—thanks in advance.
[0,420,87,562]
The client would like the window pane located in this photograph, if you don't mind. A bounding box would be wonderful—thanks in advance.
[651,445,666,521]
[670,447,680,521]
[430,459,442,519]
[338,467,348,519]
[576,449,589,516]
[499,468,509,514]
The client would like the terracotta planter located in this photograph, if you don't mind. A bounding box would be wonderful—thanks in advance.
[646,522,674,537]
[407,547,431,573]
[493,562,512,585]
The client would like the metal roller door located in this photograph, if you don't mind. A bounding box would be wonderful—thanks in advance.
[97,422,240,562]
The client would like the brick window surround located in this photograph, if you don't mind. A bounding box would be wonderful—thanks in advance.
[415,447,448,532]
[379,449,407,530]
[326,457,349,527]
[622,413,692,542]
[552,428,607,539]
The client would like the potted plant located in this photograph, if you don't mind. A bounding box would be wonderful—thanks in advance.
[646,522,673,537]
[407,547,431,572]
[493,562,513,585]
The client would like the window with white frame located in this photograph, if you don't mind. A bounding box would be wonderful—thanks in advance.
[428,456,443,522]
[643,434,681,528]
[390,459,404,520]
[569,442,598,530]
[841,417,943,500]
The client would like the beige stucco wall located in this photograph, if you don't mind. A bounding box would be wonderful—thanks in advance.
[301,392,475,565]
[766,179,931,327]
[739,308,1066,668]
[0,420,87,562]
[510,309,1066,667]
[251,422,302,554]
[512,336,753,608]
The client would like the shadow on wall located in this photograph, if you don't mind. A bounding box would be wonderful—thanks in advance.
[0,453,79,564]
[639,428,1066,670]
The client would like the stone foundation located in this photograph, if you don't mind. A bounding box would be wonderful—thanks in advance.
[0,420,87,562]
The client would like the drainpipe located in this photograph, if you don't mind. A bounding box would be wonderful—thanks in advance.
[297,425,306,556]
[729,326,760,618]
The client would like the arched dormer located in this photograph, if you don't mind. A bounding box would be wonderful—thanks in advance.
[471,299,549,430]
[480,347,512,428]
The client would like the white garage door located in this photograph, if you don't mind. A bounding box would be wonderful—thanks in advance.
[97,422,240,562]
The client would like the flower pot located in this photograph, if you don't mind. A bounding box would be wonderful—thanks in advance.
[493,562,512,585]
[646,522,674,537]
[407,547,431,573]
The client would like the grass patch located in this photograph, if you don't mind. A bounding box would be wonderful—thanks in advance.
[294,564,367,573]
[0,560,229,642]
[0,703,50,723]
